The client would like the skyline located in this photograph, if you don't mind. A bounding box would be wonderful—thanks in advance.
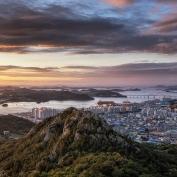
[0,0,177,86]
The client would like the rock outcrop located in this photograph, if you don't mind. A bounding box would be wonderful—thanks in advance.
[41,108,125,154]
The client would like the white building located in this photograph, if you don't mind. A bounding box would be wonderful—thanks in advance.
[32,107,61,122]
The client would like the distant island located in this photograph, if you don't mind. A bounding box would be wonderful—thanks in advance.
[0,88,94,104]
[155,85,177,93]
[29,86,141,92]
[76,89,127,98]
[2,104,8,107]
[0,87,128,104]
[165,85,177,92]
[111,88,141,92]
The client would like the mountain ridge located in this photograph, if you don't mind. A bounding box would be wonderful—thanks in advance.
[0,108,176,177]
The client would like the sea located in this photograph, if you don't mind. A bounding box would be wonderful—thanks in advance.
[0,88,177,115]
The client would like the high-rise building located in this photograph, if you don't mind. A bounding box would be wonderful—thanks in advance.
[32,107,61,122]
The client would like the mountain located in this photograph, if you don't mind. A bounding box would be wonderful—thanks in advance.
[0,108,176,177]
[0,88,93,104]
[77,89,127,98]
[0,115,34,139]
[155,85,177,92]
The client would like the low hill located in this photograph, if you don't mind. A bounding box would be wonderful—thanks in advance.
[0,88,94,104]
[78,89,127,98]
[0,115,34,136]
[0,108,176,177]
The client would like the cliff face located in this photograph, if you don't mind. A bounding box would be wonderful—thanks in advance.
[0,108,176,177]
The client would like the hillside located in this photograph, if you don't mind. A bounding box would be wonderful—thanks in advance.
[0,115,34,136]
[76,89,127,98]
[0,108,176,177]
[0,88,93,104]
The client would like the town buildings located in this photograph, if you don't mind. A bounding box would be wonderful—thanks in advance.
[86,98,177,144]
[32,107,61,122]
[14,98,177,144]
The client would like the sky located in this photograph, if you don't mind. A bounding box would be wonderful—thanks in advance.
[0,0,177,87]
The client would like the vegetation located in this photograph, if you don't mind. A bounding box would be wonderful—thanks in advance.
[0,88,93,104]
[0,108,176,177]
[0,115,34,135]
[78,89,127,98]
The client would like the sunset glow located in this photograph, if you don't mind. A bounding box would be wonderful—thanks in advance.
[0,0,176,87]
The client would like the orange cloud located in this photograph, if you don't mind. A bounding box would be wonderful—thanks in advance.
[145,11,177,36]
[104,0,134,7]
[0,63,176,87]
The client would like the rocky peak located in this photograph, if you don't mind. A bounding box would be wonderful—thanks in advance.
[39,108,125,155]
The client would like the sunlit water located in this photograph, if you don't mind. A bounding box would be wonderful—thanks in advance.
[0,88,177,115]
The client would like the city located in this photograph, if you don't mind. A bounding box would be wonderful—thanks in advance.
[87,99,177,144]
[13,97,177,144]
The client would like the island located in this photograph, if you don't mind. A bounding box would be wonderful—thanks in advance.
[165,85,177,92]
[78,89,127,98]
[0,88,94,104]
[111,88,141,92]
[2,103,8,107]
[155,85,177,92]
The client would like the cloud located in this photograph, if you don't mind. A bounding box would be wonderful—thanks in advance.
[0,0,176,54]
[0,65,58,72]
[104,0,177,8]
[157,0,177,4]
[63,63,177,86]
[64,63,177,76]
[0,63,176,86]
[0,3,128,53]
[104,0,134,7]
[152,13,177,34]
